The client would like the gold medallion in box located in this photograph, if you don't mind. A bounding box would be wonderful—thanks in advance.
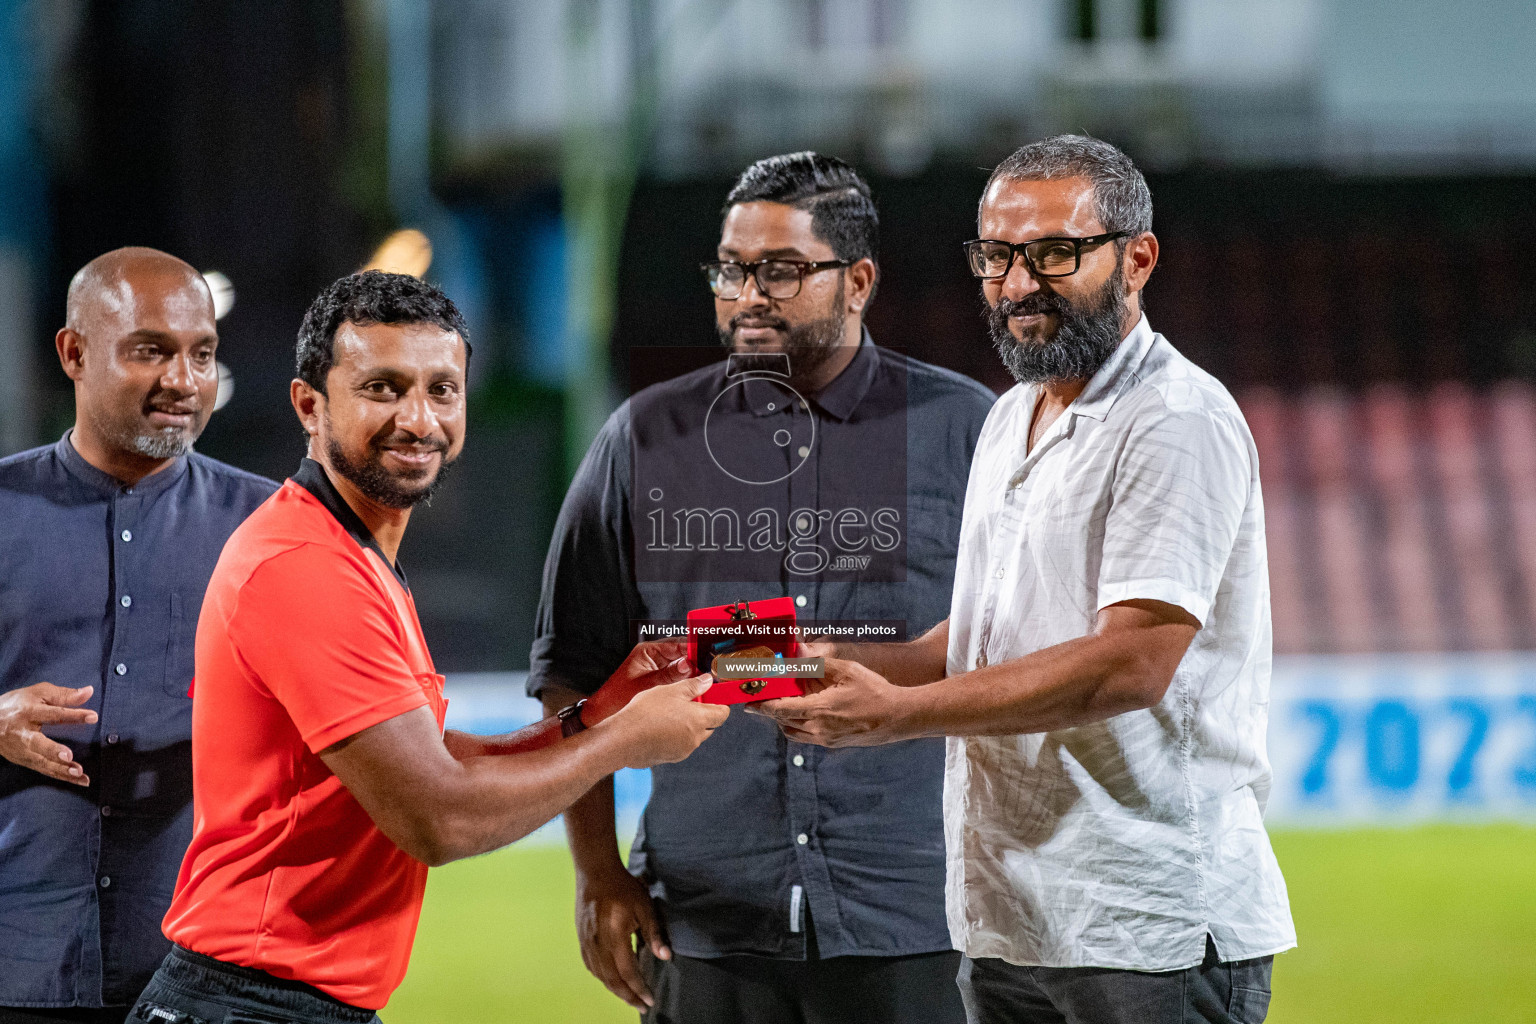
[713,646,779,694]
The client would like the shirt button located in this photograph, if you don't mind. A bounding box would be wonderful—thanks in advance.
[98,876,111,889]
[100,805,113,817]
[977,654,989,669]
[767,402,776,411]
[795,595,807,608]
[120,529,132,542]
[995,569,1005,579]
[797,446,810,458]
[120,595,132,608]
[792,754,805,767]
[114,663,127,676]
[106,733,120,745]
[796,833,809,845]
[796,515,812,532]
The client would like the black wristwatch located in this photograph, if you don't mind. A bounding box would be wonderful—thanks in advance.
[557,699,588,738]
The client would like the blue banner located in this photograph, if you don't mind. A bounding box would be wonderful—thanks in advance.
[1265,655,1536,825]
[444,654,1536,842]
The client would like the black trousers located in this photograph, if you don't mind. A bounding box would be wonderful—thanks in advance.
[640,947,966,1024]
[957,937,1273,1024]
[127,947,378,1024]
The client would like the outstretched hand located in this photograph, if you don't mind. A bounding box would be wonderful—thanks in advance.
[584,639,695,726]
[748,657,914,748]
[608,675,728,769]
[0,683,97,785]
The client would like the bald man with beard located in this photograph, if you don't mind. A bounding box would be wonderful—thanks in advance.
[0,248,276,1023]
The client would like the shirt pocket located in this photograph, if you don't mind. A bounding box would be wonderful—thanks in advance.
[162,591,195,698]
[417,672,449,733]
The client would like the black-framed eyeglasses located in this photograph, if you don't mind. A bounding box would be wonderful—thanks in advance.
[962,232,1130,280]
[702,259,851,300]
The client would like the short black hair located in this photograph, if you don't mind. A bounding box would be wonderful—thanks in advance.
[723,152,880,265]
[295,270,471,393]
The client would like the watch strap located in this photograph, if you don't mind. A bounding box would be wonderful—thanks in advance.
[557,699,588,738]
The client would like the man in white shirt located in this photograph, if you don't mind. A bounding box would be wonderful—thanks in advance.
[754,135,1295,1023]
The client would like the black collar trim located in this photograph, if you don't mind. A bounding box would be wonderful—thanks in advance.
[291,458,408,588]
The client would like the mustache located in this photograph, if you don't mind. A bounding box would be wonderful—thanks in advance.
[373,434,449,454]
[728,312,789,333]
[993,292,1066,320]
[144,399,200,415]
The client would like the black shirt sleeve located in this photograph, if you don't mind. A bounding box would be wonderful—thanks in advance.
[527,404,643,700]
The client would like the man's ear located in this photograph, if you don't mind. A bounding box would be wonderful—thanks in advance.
[56,328,86,382]
[291,378,324,439]
[846,257,878,315]
[1123,232,1158,294]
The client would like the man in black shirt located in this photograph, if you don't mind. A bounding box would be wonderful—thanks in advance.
[531,153,994,1023]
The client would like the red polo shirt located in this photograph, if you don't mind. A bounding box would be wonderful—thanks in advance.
[162,459,446,1010]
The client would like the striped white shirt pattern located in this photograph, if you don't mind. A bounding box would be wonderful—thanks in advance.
[943,316,1297,970]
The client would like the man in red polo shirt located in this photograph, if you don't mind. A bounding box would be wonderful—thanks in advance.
[130,271,726,1024]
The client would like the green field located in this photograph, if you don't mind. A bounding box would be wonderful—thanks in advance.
[387,825,1536,1023]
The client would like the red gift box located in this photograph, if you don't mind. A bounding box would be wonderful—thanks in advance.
[687,597,805,705]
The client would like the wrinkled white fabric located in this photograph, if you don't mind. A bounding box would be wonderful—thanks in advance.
[943,316,1296,970]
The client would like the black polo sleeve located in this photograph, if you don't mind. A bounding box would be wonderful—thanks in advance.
[527,403,643,701]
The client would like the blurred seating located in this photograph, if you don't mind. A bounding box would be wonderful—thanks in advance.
[1239,380,1536,653]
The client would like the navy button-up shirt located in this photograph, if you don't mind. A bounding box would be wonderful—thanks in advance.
[0,434,275,1008]
[530,336,994,959]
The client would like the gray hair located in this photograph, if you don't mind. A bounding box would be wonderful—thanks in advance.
[983,135,1152,236]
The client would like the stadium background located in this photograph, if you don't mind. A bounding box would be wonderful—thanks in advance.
[2,1,1533,1020]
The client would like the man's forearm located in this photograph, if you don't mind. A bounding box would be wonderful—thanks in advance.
[831,618,949,687]
[435,722,641,863]
[444,719,561,759]
[326,703,641,867]
[892,614,1195,739]
[564,775,628,879]
[445,669,666,760]
[760,604,1200,749]
[542,686,629,880]
[895,635,1132,738]
[431,685,633,856]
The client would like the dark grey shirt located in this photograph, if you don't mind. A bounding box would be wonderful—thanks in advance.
[529,336,994,959]
[0,434,276,1007]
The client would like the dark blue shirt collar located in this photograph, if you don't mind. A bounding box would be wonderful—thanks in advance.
[54,430,190,499]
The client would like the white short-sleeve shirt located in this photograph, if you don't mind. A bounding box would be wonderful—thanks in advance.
[943,316,1296,970]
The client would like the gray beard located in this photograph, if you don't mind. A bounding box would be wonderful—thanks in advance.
[986,265,1128,385]
[127,430,194,459]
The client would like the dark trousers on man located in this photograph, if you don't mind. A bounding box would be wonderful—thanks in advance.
[957,937,1273,1024]
[641,947,966,1024]
[127,947,379,1024]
